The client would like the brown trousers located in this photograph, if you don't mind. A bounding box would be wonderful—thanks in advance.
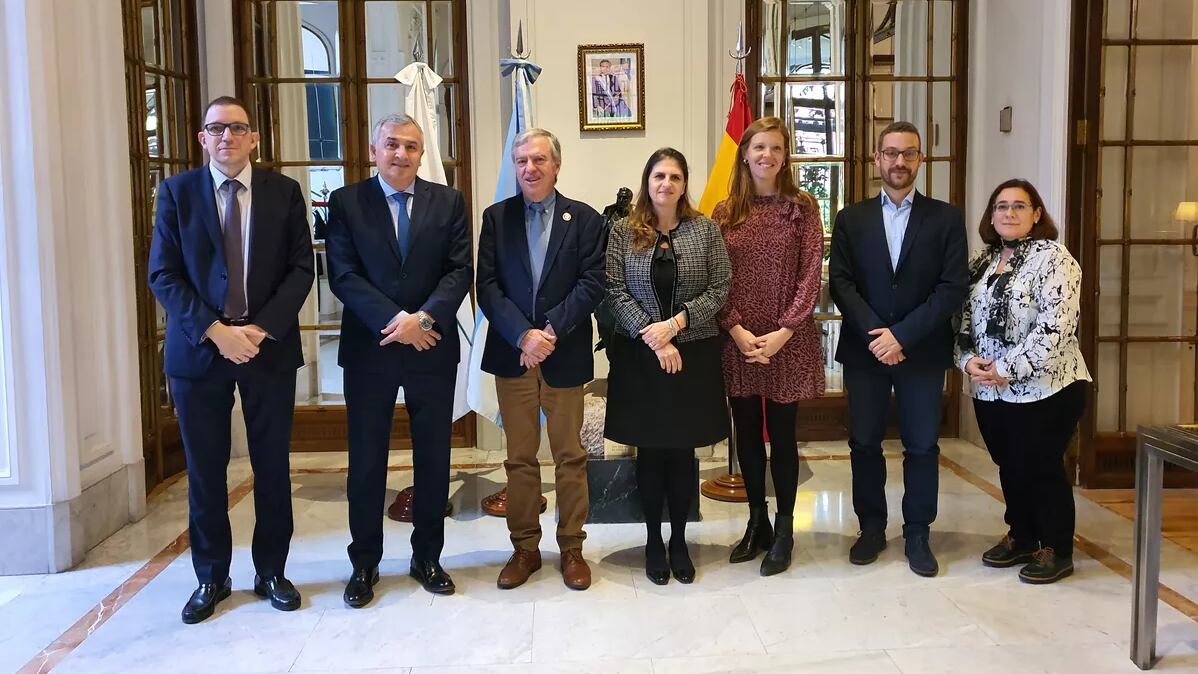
[495,367,588,552]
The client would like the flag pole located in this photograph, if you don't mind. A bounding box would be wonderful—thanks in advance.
[701,23,752,504]
[479,20,549,518]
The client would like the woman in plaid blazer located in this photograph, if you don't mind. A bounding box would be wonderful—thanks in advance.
[604,147,732,586]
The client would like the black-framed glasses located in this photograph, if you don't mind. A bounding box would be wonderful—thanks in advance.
[878,148,921,162]
[204,122,251,137]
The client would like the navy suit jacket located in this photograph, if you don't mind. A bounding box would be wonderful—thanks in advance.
[476,192,607,387]
[324,176,473,374]
[828,191,969,371]
[147,165,315,378]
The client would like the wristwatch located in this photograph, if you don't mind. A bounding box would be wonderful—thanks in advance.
[416,311,434,332]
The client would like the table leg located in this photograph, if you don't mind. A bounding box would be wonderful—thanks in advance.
[1131,440,1164,670]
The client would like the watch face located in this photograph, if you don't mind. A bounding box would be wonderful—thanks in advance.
[419,315,433,331]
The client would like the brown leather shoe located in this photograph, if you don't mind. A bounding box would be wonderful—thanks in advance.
[497,549,542,589]
[560,549,591,590]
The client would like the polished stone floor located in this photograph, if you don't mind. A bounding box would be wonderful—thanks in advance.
[4,439,1198,673]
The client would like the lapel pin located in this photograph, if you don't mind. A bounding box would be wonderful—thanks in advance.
[562,212,572,222]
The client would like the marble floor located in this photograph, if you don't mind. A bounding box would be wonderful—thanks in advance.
[5,439,1198,673]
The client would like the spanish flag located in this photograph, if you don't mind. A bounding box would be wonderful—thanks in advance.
[698,73,753,216]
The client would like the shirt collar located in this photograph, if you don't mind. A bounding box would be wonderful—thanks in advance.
[210,162,253,191]
[378,174,416,200]
[881,190,915,209]
[522,190,557,213]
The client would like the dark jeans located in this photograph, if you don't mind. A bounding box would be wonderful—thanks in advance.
[730,397,799,516]
[844,365,945,538]
[973,381,1087,558]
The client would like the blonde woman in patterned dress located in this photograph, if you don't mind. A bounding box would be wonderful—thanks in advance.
[713,117,825,576]
[956,178,1090,584]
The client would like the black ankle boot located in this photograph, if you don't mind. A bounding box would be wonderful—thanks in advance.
[759,514,794,576]
[729,505,773,563]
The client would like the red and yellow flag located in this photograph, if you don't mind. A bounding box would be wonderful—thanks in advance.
[698,74,753,216]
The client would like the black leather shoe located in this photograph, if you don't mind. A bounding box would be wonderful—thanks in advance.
[343,567,380,608]
[729,505,774,564]
[1018,547,1073,585]
[181,578,232,624]
[669,538,696,584]
[760,514,794,577]
[905,535,939,577]
[849,529,887,565]
[410,559,456,595]
[645,536,670,586]
[981,534,1037,568]
[253,574,301,611]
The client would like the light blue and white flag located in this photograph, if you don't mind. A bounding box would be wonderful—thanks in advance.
[396,61,474,421]
[465,57,543,428]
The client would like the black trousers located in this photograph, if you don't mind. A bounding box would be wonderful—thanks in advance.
[170,368,297,584]
[344,365,454,569]
[730,397,799,516]
[844,365,945,538]
[973,381,1087,558]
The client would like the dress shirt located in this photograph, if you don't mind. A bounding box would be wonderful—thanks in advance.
[210,162,254,300]
[378,173,416,239]
[880,189,914,271]
[518,191,556,347]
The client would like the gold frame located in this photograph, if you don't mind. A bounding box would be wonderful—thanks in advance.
[577,42,646,132]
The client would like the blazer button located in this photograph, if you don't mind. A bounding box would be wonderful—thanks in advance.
[891,283,898,290]
[401,272,408,279]
[220,272,227,280]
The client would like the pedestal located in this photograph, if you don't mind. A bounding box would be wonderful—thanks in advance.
[386,487,453,522]
[481,487,548,518]
[700,472,748,502]
[586,456,701,523]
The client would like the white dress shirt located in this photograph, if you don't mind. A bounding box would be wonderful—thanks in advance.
[210,161,254,303]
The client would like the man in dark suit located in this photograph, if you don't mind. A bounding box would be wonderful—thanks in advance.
[828,121,968,577]
[324,114,472,605]
[477,129,606,591]
[148,96,314,623]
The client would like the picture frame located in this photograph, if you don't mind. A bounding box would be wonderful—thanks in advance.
[576,43,645,132]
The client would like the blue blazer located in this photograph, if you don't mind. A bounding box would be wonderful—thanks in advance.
[476,192,607,387]
[828,191,969,370]
[324,176,473,374]
[147,165,315,378]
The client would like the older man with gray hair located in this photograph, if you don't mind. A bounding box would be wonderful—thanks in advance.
[325,113,473,605]
[477,128,607,590]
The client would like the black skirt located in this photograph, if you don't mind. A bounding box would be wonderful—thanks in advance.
[604,333,730,448]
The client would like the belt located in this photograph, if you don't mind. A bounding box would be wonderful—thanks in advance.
[220,317,251,327]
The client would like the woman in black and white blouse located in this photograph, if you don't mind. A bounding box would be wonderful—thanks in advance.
[956,178,1091,585]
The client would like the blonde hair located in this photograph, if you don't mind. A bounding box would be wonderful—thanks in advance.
[720,116,816,231]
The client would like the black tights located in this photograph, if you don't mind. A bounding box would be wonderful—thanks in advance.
[730,396,799,516]
[637,448,696,558]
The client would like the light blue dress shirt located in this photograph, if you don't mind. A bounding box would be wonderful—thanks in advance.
[378,174,415,241]
[881,190,914,271]
[523,191,556,296]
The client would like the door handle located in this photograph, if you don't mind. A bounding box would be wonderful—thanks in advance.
[1192,223,1197,257]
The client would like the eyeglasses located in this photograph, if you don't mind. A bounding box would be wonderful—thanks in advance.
[878,148,921,162]
[993,202,1032,215]
[204,122,252,137]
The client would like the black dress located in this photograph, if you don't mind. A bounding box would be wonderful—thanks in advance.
[605,232,729,448]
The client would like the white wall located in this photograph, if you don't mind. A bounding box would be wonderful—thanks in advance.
[470,0,742,216]
[0,0,144,573]
[960,0,1072,444]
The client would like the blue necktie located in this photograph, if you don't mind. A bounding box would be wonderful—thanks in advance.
[528,202,548,296]
[393,192,411,258]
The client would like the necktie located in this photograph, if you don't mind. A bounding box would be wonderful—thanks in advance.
[528,202,548,295]
[393,192,411,258]
[221,179,247,318]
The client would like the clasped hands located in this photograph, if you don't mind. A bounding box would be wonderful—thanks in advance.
[380,311,442,350]
[206,322,268,365]
[730,325,793,365]
[640,318,683,374]
[867,327,905,366]
[519,324,557,369]
[965,356,1009,388]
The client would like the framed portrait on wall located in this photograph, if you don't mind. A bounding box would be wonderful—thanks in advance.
[576,43,645,132]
